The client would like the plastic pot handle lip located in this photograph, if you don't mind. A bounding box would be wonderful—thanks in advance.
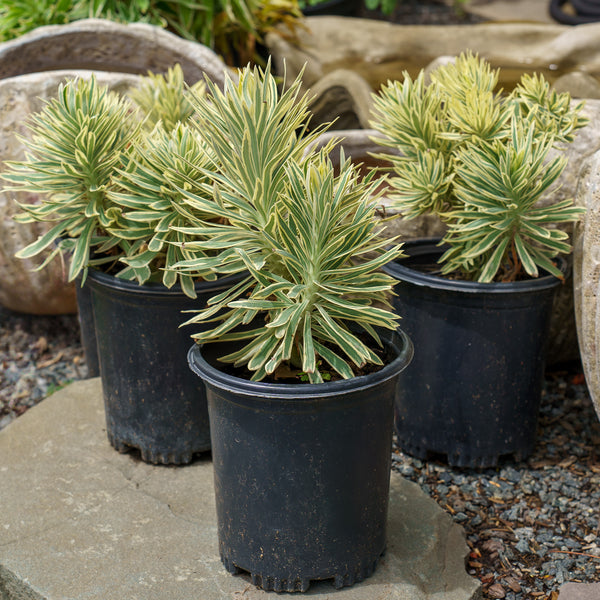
[187,328,414,400]
[383,260,566,294]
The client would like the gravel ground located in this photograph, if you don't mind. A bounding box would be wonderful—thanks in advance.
[1,305,599,598]
[393,366,600,598]
[0,306,85,430]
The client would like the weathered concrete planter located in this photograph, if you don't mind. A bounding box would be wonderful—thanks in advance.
[0,19,229,315]
[0,70,139,315]
[573,148,600,421]
[0,19,228,85]
[267,18,600,99]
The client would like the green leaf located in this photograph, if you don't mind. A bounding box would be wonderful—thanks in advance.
[313,341,354,379]
[13,220,69,259]
[68,219,95,281]
[301,313,316,374]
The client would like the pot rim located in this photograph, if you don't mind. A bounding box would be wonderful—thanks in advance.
[383,238,567,295]
[85,267,246,298]
[188,327,413,400]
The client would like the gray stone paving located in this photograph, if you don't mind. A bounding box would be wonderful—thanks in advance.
[0,379,481,599]
[559,582,600,599]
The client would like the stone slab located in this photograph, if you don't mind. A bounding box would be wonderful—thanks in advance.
[0,379,481,599]
[559,582,600,600]
[464,0,556,24]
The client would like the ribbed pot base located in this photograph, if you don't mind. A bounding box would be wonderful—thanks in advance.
[106,430,203,466]
[397,437,530,469]
[220,553,382,593]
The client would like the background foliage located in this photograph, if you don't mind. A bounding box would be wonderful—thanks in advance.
[0,0,302,66]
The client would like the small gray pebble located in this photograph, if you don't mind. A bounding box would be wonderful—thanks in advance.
[515,539,530,554]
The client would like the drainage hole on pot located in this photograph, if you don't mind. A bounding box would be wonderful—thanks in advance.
[239,569,311,593]
[108,437,211,466]
[231,555,381,593]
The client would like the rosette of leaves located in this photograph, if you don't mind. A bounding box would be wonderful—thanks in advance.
[171,63,403,382]
[106,121,219,297]
[370,51,588,283]
[128,64,206,132]
[3,75,139,281]
[5,67,219,290]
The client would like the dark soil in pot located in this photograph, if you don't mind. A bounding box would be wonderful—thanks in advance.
[383,239,564,468]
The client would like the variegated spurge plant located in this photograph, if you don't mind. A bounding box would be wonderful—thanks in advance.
[172,63,404,382]
[106,122,218,296]
[4,67,214,294]
[4,76,139,281]
[370,51,588,283]
[128,64,206,132]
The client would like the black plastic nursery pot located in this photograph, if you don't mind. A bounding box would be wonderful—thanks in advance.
[86,269,241,465]
[74,277,99,378]
[382,239,564,468]
[302,0,361,16]
[188,328,413,592]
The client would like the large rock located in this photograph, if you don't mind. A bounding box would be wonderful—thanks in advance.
[0,20,229,315]
[267,18,600,95]
[545,100,600,363]
[573,148,600,420]
[0,378,482,600]
[558,582,600,600]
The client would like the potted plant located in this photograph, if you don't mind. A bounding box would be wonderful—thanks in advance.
[171,63,413,591]
[369,51,588,467]
[2,66,239,465]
